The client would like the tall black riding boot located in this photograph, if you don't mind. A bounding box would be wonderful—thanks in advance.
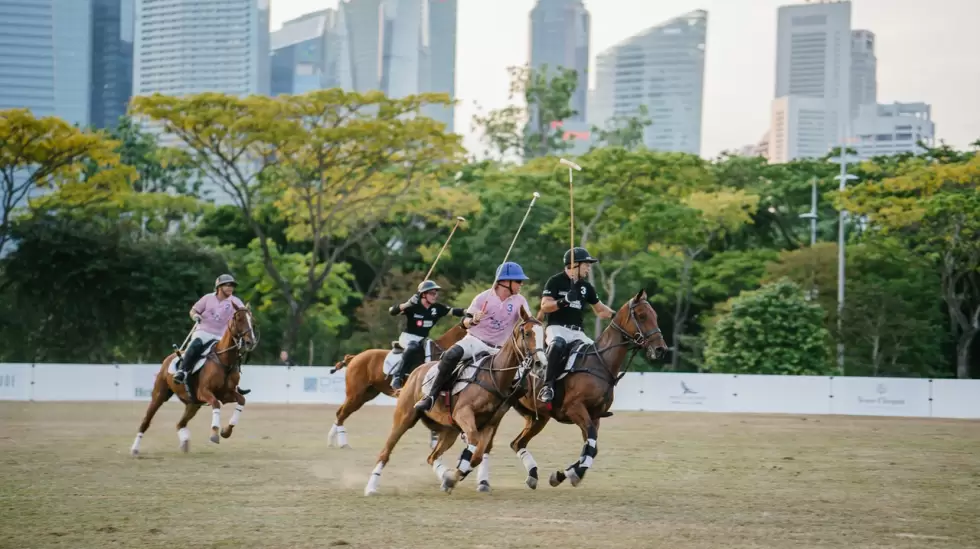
[415,346,462,411]
[539,338,567,402]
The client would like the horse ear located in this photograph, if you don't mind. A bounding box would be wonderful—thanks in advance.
[232,301,241,311]
[633,289,648,302]
[519,305,531,322]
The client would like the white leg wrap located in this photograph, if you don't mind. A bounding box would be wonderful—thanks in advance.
[131,433,143,452]
[432,458,448,481]
[178,427,191,442]
[477,454,490,484]
[229,405,243,426]
[518,448,538,473]
[457,443,477,473]
[365,462,384,494]
[211,408,221,429]
[580,438,596,469]
[336,426,348,447]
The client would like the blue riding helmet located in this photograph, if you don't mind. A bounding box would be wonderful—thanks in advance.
[496,261,530,282]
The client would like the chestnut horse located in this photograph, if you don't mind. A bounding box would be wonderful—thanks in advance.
[130,303,258,456]
[363,307,547,496]
[326,324,466,448]
[507,290,668,488]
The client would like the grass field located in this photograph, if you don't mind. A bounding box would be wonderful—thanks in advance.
[1,401,978,549]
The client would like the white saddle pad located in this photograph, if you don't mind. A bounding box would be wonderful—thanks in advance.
[383,340,433,376]
[420,354,489,397]
[557,343,591,381]
[167,342,217,376]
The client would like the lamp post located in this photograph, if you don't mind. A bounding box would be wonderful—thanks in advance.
[828,147,859,375]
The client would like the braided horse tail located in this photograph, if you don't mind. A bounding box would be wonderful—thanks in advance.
[330,354,357,374]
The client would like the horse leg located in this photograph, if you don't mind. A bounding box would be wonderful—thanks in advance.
[330,387,377,449]
[441,406,482,493]
[131,372,173,456]
[176,403,202,453]
[197,388,222,444]
[364,389,420,496]
[426,428,459,489]
[549,404,597,488]
[475,429,497,494]
[509,413,551,490]
[220,390,246,439]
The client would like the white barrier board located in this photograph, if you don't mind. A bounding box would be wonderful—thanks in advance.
[1,363,977,420]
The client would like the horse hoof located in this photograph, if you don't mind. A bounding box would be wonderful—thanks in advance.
[477,481,491,493]
[364,487,378,497]
[130,448,139,457]
[526,476,537,490]
[549,471,563,487]
[220,428,233,439]
[209,433,220,444]
[180,440,189,453]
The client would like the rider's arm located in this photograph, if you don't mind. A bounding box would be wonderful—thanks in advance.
[539,275,569,314]
[450,307,466,317]
[388,304,403,316]
[591,302,615,319]
[189,296,206,322]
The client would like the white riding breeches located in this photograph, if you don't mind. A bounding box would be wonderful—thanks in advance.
[545,325,594,348]
[192,329,222,346]
[398,332,424,348]
[455,334,501,361]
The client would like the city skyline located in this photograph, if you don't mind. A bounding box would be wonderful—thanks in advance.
[271,0,980,159]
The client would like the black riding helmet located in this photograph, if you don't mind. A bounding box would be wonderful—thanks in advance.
[417,280,441,294]
[564,247,599,266]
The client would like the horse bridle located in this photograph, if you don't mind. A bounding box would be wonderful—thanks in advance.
[214,309,259,362]
[609,299,663,349]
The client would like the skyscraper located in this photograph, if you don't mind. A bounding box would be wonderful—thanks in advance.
[850,29,877,120]
[133,0,270,99]
[529,0,590,122]
[590,10,707,155]
[770,0,852,161]
[91,0,134,129]
[270,10,335,96]
[423,0,457,132]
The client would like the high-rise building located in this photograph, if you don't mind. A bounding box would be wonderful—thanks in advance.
[768,95,831,162]
[589,10,707,155]
[529,0,590,122]
[91,0,134,129]
[270,10,335,96]
[770,1,852,161]
[133,0,270,99]
[334,0,456,132]
[850,29,877,121]
[850,102,934,159]
[0,0,93,127]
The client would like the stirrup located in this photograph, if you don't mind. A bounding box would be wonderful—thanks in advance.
[538,385,554,402]
[391,376,403,390]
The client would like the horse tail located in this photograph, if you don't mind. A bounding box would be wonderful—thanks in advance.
[330,354,357,374]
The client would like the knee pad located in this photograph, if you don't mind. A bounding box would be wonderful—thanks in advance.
[547,337,567,356]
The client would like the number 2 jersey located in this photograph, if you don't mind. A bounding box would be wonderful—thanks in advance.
[389,302,465,338]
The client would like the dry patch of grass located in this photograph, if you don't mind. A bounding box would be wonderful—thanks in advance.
[1,402,978,549]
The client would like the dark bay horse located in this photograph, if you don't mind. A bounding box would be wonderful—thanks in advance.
[508,290,667,488]
[363,307,547,496]
[327,324,467,448]
[130,303,258,456]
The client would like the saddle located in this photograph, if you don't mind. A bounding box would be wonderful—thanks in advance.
[390,341,404,353]
[421,352,490,402]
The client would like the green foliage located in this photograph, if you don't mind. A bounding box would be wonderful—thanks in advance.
[590,104,653,151]
[704,279,833,375]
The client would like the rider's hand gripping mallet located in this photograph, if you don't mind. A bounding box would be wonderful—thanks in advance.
[423,216,466,282]
[481,191,541,313]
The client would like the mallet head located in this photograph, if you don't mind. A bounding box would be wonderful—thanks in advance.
[559,158,582,171]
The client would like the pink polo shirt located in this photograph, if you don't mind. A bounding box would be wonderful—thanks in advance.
[466,289,529,347]
[191,293,245,336]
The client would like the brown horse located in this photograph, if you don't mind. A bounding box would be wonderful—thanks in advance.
[130,303,258,456]
[507,290,668,488]
[326,324,466,448]
[363,307,547,496]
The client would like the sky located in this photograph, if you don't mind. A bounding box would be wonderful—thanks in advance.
[269,0,980,159]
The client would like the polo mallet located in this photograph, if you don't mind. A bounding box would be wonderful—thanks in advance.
[481,191,541,313]
[173,318,200,357]
[559,158,582,277]
[423,216,466,282]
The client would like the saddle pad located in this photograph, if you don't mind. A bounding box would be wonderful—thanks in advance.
[383,340,434,376]
[420,354,488,397]
[167,341,217,376]
[558,342,592,381]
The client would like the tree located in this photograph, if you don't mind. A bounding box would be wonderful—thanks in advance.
[703,279,833,376]
[647,189,761,369]
[472,64,579,160]
[0,109,132,256]
[131,90,468,354]
[765,241,945,377]
[840,152,980,378]
[590,104,653,151]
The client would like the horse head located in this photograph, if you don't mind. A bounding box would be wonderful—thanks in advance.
[611,290,669,361]
[514,305,548,369]
[229,302,258,353]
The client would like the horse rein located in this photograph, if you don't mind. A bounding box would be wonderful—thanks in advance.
[211,309,259,367]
